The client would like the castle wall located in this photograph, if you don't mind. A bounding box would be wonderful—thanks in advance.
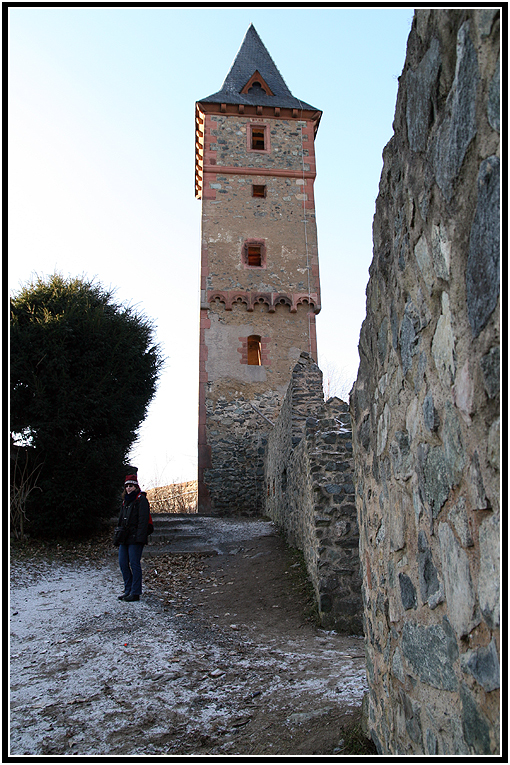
[350,9,500,755]
[265,353,363,633]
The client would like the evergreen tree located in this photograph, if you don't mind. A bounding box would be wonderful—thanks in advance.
[10,273,163,538]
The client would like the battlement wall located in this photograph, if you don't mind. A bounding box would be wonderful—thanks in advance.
[265,353,363,633]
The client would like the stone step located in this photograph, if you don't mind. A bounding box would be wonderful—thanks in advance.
[144,546,218,557]
[147,513,213,546]
[151,525,210,534]
[151,532,196,540]
[150,514,206,524]
[152,520,204,530]
[144,515,276,556]
[150,513,201,520]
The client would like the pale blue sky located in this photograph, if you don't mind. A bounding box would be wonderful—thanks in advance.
[9,6,413,487]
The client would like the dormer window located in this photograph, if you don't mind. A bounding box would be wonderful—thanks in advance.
[240,70,274,96]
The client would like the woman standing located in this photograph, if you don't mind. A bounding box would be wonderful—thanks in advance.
[117,474,150,602]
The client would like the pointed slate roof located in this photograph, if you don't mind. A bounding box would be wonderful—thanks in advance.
[198,24,318,111]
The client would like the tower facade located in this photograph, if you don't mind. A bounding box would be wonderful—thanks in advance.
[196,25,322,515]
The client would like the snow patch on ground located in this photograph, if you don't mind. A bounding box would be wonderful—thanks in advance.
[10,541,368,756]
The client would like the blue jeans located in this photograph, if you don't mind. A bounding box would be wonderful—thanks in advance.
[118,544,144,596]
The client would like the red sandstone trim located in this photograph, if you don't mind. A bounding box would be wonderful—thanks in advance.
[198,306,212,513]
[260,337,271,365]
[237,337,248,364]
[202,165,316,181]
[197,101,322,128]
[308,312,318,363]
[207,290,321,314]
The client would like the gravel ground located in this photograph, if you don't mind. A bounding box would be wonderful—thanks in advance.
[9,519,373,757]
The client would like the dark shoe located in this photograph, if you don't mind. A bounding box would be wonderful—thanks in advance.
[118,593,129,600]
[124,593,140,602]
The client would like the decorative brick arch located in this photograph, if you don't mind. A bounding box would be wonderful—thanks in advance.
[208,291,231,310]
[230,293,250,311]
[294,294,319,313]
[206,290,320,314]
[251,293,272,312]
[272,294,293,312]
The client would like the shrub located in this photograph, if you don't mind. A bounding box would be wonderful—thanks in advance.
[10,273,163,537]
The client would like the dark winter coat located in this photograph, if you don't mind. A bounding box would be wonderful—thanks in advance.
[118,492,150,545]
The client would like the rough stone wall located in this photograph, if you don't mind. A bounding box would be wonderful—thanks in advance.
[201,169,319,296]
[208,115,313,173]
[350,9,500,755]
[265,353,363,633]
[202,387,276,517]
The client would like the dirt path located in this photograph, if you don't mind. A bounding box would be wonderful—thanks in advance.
[10,518,371,757]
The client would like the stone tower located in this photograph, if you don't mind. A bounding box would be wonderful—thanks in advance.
[195,25,322,515]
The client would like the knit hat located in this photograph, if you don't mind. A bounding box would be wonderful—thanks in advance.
[124,474,139,486]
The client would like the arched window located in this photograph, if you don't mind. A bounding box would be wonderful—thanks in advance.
[247,335,262,366]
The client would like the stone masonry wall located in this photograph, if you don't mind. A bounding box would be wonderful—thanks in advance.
[208,115,313,174]
[203,388,276,516]
[265,353,363,633]
[350,9,500,755]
